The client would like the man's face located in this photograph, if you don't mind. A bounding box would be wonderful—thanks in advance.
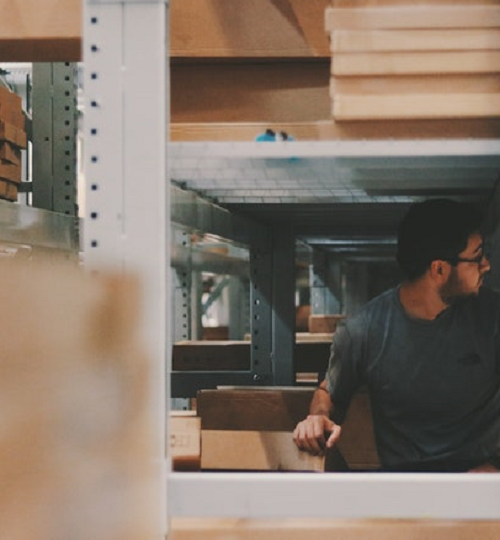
[439,232,490,305]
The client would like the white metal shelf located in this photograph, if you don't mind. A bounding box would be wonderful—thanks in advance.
[171,140,500,205]
[0,199,79,251]
[172,139,500,159]
[170,472,500,520]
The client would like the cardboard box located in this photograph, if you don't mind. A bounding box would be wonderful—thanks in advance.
[0,179,17,201]
[197,387,380,471]
[0,141,22,165]
[308,314,345,334]
[201,430,325,471]
[0,121,27,149]
[0,87,24,130]
[0,160,21,183]
[169,412,201,471]
[197,388,316,431]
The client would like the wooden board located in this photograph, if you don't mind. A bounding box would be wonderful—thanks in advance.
[325,5,500,31]
[332,93,500,121]
[0,0,81,62]
[170,0,330,58]
[330,28,500,53]
[327,4,500,122]
[170,518,500,540]
[170,119,500,141]
[330,75,500,96]
[171,62,330,123]
[332,0,499,5]
[331,51,500,76]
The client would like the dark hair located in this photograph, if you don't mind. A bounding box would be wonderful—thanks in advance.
[396,198,483,281]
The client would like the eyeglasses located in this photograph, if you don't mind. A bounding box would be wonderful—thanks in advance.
[445,250,487,266]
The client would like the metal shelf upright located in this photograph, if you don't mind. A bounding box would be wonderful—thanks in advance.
[83,0,168,536]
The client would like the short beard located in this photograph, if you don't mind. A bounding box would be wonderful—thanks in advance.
[439,267,478,306]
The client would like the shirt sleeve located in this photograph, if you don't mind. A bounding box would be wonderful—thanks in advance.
[325,323,364,424]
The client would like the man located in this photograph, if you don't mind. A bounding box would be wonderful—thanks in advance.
[293,198,500,472]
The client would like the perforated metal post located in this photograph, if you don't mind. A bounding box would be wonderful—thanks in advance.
[172,227,192,342]
[84,0,168,536]
[249,227,274,385]
[227,275,250,340]
[271,224,296,385]
[171,227,193,411]
[32,62,78,215]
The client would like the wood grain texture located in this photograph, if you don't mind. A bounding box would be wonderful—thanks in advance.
[326,5,500,30]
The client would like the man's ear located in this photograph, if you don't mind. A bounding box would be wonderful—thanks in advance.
[430,260,448,281]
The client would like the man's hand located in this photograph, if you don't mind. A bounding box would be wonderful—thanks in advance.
[292,414,342,456]
[468,462,500,473]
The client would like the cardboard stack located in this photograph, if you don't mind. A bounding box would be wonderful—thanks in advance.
[326,2,500,121]
[0,86,26,201]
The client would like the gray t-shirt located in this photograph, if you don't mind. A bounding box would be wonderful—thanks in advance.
[326,286,500,471]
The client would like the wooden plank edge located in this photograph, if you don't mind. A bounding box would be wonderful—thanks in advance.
[325,5,500,31]
[170,120,500,141]
[332,93,500,120]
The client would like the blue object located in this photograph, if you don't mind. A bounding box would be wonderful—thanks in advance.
[255,129,294,142]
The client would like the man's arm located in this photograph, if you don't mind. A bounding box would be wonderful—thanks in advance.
[292,380,342,456]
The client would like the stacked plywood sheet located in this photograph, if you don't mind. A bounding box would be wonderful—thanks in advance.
[325,2,500,121]
[0,86,26,201]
